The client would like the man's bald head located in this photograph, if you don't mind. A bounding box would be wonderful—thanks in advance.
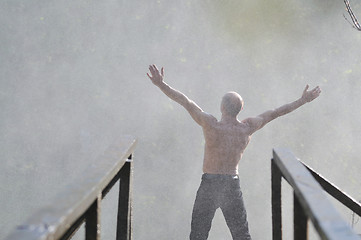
[221,92,244,117]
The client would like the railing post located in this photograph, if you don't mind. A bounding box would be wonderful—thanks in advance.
[116,156,132,240]
[4,137,137,240]
[86,194,101,240]
[272,159,282,240]
[272,148,361,240]
[294,191,308,240]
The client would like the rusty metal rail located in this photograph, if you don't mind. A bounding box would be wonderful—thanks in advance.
[272,148,361,240]
[5,136,137,240]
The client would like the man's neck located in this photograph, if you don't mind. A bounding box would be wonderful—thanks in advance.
[220,114,239,124]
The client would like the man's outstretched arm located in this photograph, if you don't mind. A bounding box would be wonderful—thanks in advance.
[244,85,321,134]
[147,64,215,126]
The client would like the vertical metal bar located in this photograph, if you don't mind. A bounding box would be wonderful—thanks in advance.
[294,191,308,240]
[60,217,85,240]
[86,194,101,240]
[127,154,133,240]
[272,159,282,240]
[116,158,132,240]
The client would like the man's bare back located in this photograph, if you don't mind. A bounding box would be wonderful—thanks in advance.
[202,117,251,174]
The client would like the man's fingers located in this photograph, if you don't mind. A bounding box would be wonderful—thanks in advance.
[304,84,309,93]
[153,64,159,72]
[149,65,156,75]
[146,73,152,79]
[149,64,162,77]
[312,86,321,94]
[148,64,163,79]
[310,86,321,99]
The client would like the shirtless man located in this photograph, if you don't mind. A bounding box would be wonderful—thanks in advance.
[147,64,321,240]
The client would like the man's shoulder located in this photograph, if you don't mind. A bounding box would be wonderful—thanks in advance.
[203,113,218,124]
[241,116,261,125]
[240,117,252,126]
[199,113,218,128]
[240,117,262,133]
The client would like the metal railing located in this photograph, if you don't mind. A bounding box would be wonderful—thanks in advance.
[5,136,137,240]
[272,148,361,240]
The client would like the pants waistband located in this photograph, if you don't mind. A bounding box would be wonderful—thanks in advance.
[202,173,239,180]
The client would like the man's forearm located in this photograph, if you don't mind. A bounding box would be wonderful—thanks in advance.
[157,82,190,107]
[275,97,307,117]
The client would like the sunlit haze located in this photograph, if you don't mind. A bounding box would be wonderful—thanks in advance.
[1,1,361,239]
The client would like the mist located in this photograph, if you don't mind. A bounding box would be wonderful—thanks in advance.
[1,0,361,239]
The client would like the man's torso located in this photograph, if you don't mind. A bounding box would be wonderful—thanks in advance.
[202,119,252,175]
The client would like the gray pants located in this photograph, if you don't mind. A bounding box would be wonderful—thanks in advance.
[190,174,252,240]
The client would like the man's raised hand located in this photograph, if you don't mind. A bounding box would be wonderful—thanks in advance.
[147,64,164,86]
[301,85,321,103]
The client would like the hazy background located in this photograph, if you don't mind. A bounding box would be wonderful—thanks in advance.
[1,0,361,239]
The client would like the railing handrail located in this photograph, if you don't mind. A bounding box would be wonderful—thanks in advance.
[4,136,137,240]
[302,162,361,217]
[272,148,361,240]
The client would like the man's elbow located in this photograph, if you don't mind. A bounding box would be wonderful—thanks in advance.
[182,100,193,110]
